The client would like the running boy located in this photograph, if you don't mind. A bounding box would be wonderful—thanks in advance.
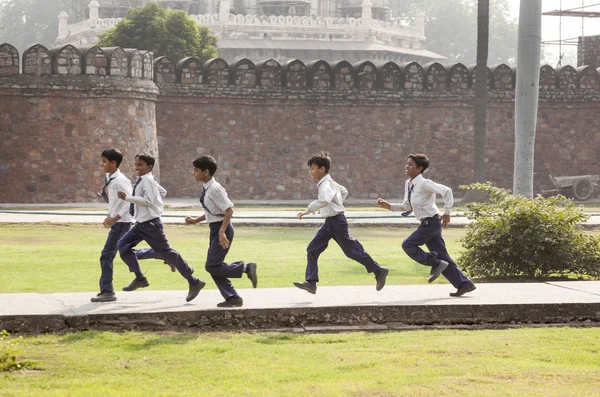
[376,153,476,297]
[117,153,206,302]
[294,152,388,294]
[185,155,258,308]
[91,148,133,303]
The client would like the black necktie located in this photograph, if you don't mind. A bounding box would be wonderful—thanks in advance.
[401,183,414,217]
[200,185,224,217]
[99,176,115,203]
[129,178,142,216]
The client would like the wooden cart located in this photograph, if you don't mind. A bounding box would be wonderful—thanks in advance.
[542,175,600,201]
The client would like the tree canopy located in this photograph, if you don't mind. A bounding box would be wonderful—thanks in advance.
[97,2,217,63]
[391,0,518,65]
[0,0,62,52]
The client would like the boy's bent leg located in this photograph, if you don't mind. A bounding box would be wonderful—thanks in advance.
[140,218,196,282]
[330,214,381,274]
[117,222,145,277]
[305,223,332,283]
[96,222,131,299]
[135,247,176,272]
[401,222,441,267]
[425,233,472,289]
[205,223,242,299]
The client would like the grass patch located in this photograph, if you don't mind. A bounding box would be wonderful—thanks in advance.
[1,225,599,294]
[0,224,464,293]
[0,328,598,396]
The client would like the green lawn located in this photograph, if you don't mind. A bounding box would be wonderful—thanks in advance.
[0,225,463,293]
[1,328,599,396]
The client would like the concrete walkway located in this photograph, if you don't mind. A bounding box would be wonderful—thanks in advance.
[2,282,600,333]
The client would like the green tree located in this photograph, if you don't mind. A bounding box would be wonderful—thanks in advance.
[0,0,62,52]
[97,2,217,62]
[391,0,518,65]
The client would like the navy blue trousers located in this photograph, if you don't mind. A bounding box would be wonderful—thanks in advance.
[305,213,381,283]
[206,222,245,300]
[402,215,471,288]
[99,221,131,293]
[117,218,195,283]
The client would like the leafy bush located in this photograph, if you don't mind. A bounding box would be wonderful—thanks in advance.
[458,182,600,280]
[0,330,33,372]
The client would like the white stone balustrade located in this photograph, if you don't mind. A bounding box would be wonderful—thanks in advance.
[58,13,424,42]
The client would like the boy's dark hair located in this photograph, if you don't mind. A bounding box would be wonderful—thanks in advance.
[408,153,429,173]
[307,151,331,173]
[193,155,218,176]
[135,153,156,170]
[101,148,123,167]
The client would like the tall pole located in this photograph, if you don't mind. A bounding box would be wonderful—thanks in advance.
[473,0,489,182]
[513,0,542,197]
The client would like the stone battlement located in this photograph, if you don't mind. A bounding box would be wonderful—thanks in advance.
[2,43,599,95]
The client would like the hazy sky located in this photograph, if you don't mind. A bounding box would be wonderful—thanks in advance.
[507,0,600,65]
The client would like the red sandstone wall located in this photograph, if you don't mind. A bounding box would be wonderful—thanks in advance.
[1,42,599,203]
[0,77,158,203]
[155,92,600,201]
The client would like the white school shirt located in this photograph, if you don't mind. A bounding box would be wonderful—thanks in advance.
[124,172,164,223]
[106,170,133,223]
[201,178,234,224]
[305,174,348,218]
[390,174,453,221]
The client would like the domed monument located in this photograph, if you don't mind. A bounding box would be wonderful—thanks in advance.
[56,0,445,63]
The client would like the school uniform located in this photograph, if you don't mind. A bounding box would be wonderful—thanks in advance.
[117,172,196,282]
[98,170,133,294]
[200,178,246,300]
[303,174,383,283]
[390,173,472,289]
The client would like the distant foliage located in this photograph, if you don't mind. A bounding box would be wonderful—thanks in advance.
[97,2,217,63]
[458,183,600,280]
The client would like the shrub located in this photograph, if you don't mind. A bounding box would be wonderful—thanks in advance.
[0,330,33,372]
[458,182,600,280]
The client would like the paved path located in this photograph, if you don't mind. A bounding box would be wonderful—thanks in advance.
[2,282,599,333]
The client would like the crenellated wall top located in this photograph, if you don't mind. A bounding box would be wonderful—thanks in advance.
[2,43,600,96]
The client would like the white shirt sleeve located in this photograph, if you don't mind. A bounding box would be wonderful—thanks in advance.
[390,180,412,212]
[212,184,234,212]
[157,182,167,199]
[307,180,335,213]
[422,179,453,215]
[114,178,132,219]
[126,178,157,208]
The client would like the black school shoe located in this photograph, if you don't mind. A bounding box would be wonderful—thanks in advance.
[186,279,206,302]
[122,277,149,291]
[246,262,258,288]
[91,292,117,302]
[450,282,477,297]
[375,267,389,291]
[293,281,317,294]
[428,260,449,283]
[217,296,244,308]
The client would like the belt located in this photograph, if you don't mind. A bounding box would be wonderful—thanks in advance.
[420,214,439,225]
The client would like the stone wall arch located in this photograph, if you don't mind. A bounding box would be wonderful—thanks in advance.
[229,58,256,87]
[22,44,51,77]
[176,57,203,84]
[153,56,176,84]
[202,58,229,86]
[354,61,377,90]
[446,63,469,92]
[424,62,447,92]
[256,59,282,89]
[282,59,306,89]
[306,60,333,89]
[378,61,403,90]
[399,61,424,91]
[0,43,20,76]
[51,45,81,75]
